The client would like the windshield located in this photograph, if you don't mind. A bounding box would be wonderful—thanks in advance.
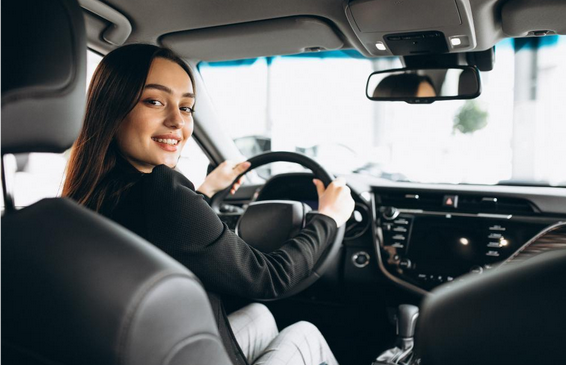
[199,37,566,187]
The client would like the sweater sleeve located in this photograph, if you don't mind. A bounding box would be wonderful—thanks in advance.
[141,165,337,299]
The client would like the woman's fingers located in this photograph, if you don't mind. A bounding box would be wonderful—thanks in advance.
[229,166,248,194]
[232,161,251,175]
[316,177,355,227]
[313,179,326,197]
[197,159,250,197]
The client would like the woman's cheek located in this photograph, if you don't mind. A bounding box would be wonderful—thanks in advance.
[184,121,194,139]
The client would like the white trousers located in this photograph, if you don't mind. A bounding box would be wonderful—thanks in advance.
[228,303,339,365]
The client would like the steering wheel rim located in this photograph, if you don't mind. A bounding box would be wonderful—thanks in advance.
[210,151,346,300]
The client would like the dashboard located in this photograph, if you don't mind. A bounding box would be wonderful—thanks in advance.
[372,187,566,294]
[221,173,566,296]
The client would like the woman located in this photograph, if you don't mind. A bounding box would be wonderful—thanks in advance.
[373,73,436,98]
[63,44,354,365]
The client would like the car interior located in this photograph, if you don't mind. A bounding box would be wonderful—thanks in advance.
[2,0,566,365]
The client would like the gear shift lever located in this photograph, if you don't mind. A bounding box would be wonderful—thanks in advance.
[374,304,419,365]
[397,304,419,339]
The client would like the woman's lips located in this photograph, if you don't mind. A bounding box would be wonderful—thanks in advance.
[153,139,178,152]
[151,135,181,152]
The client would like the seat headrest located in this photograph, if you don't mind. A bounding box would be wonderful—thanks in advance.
[1,0,86,155]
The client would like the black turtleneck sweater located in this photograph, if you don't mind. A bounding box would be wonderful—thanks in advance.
[96,159,338,365]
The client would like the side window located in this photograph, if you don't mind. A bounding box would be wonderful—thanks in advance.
[8,153,68,207]
[176,138,210,189]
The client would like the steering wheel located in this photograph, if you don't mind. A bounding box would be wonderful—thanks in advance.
[210,151,346,300]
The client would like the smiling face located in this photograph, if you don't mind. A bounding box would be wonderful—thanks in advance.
[116,57,195,173]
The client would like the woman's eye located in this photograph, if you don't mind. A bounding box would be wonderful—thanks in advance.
[144,99,163,106]
[180,106,195,114]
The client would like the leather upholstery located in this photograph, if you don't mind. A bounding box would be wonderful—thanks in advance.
[2,199,231,365]
[416,248,566,365]
[1,0,233,364]
[1,0,86,154]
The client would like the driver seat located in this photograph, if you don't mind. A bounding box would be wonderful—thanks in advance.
[1,1,232,364]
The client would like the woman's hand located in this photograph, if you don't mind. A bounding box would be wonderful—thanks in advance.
[313,177,355,227]
[197,160,251,198]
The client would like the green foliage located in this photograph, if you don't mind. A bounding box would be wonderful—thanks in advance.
[453,100,488,134]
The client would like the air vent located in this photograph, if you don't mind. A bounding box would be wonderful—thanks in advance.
[377,191,443,210]
[376,190,537,214]
[344,203,370,240]
[458,195,537,214]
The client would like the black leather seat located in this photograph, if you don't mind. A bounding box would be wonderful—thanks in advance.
[416,241,566,365]
[1,1,232,364]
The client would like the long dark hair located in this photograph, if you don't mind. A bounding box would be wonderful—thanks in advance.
[373,73,435,98]
[63,44,195,211]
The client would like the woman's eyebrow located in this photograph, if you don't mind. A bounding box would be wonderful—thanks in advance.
[145,83,195,98]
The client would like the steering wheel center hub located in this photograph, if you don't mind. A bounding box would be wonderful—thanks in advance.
[236,200,312,252]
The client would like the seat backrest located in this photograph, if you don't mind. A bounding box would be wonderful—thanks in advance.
[416,247,566,365]
[1,1,232,364]
[2,199,232,365]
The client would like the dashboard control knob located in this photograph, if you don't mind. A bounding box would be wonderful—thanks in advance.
[470,265,483,274]
[399,258,412,270]
[383,207,400,220]
[352,251,370,268]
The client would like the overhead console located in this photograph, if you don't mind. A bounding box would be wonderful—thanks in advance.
[371,187,566,295]
[345,0,477,56]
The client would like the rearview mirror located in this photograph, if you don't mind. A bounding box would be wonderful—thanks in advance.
[366,66,481,104]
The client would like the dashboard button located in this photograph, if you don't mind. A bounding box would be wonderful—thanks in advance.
[352,251,370,268]
[470,265,483,274]
[383,207,400,220]
[443,195,459,208]
[486,250,500,257]
[399,258,412,270]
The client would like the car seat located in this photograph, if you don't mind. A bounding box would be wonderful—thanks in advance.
[1,1,232,364]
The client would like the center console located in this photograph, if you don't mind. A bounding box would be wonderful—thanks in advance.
[372,188,563,292]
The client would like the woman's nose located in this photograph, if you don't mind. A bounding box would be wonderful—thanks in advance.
[164,106,185,129]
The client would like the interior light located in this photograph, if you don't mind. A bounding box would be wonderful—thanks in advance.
[450,37,462,46]
[499,238,509,247]
[375,42,387,51]
[459,237,469,246]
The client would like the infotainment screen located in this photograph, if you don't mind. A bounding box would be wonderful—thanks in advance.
[380,209,553,289]
[404,215,548,280]
[407,216,491,277]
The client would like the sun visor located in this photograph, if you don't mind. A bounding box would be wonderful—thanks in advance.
[502,0,566,37]
[160,17,344,62]
[345,0,477,56]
